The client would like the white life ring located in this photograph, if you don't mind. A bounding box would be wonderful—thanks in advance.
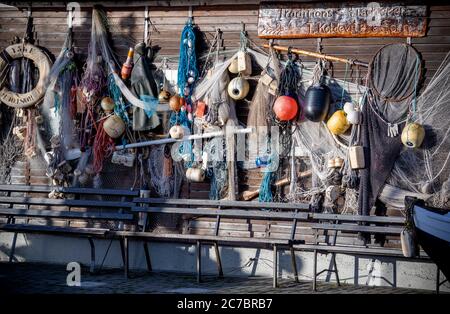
[0,42,52,108]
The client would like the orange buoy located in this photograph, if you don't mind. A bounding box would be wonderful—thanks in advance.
[273,96,298,121]
[195,101,207,117]
[169,95,183,112]
[100,96,115,112]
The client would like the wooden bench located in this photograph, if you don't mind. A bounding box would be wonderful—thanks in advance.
[298,212,433,291]
[116,197,311,287]
[0,188,440,291]
[128,198,438,291]
[0,184,139,273]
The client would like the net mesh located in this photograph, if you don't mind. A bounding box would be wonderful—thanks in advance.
[386,51,450,208]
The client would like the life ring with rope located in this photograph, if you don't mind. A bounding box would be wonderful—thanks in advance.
[0,42,52,108]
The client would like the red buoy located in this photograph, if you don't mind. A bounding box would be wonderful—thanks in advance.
[273,96,298,121]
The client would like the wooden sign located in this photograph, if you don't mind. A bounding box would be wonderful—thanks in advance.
[258,2,427,38]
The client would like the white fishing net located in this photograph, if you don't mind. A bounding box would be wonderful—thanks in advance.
[386,51,450,208]
[148,144,184,198]
[91,8,169,112]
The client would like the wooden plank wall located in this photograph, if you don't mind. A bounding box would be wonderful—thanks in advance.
[1,2,449,243]
[1,1,449,197]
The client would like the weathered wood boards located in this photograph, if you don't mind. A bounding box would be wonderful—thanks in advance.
[258,2,427,38]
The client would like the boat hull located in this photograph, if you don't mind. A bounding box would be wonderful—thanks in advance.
[411,200,450,280]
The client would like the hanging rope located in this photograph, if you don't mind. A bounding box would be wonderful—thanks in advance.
[278,48,301,98]
[177,19,198,101]
[259,154,276,203]
[338,63,349,109]
[92,119,114,174]
[408,54,421,122]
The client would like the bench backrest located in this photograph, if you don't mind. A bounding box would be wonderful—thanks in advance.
[133,198,406,246]
[0,185,140,229]
[133,197,310,211]
[0,184,139,197]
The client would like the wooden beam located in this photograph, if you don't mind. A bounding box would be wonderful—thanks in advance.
[263,44,369,67]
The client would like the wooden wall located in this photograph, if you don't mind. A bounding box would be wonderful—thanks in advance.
[0,0,450,197]
[1,1,449,245]
[2,2,449,82]
[1,2,449,196]
[1,1,450,191]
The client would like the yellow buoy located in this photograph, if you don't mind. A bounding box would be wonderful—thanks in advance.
[327,110,350,135]
[401,122,425,148]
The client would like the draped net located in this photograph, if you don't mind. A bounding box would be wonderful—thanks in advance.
[386,50,450,209]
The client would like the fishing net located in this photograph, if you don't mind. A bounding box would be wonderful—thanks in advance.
[194,46,240,200]
[40,28,79,168]
[359,44,421,216]
[90,8,167,113]
[246,48,281,129]
[195,46,364,205]
[148,144,184,198]
[384,50,450,209]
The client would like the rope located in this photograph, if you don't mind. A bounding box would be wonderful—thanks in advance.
[93,119,114,174]
[177,20,198,100]
[277,49,301,98]
[338,63,349,109]
[258,153,277,203]
[408,54,421,121]
[259,169,274,203]
[239,27,248,52]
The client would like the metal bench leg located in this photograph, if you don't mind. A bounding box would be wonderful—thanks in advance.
[197,241,202,283]
[9,232,18,263]
[88,238,95,274]
[290,246,299,283]
[143,242,152,272]
[119,239,125,266]
[436,267,440,294]
[123,238,129,279]
[332,253,340,286]
[213,242,223,278]
[313,249,318,292]
[273,244,278,288]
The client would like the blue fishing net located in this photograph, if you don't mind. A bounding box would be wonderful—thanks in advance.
[140,95,158,118]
